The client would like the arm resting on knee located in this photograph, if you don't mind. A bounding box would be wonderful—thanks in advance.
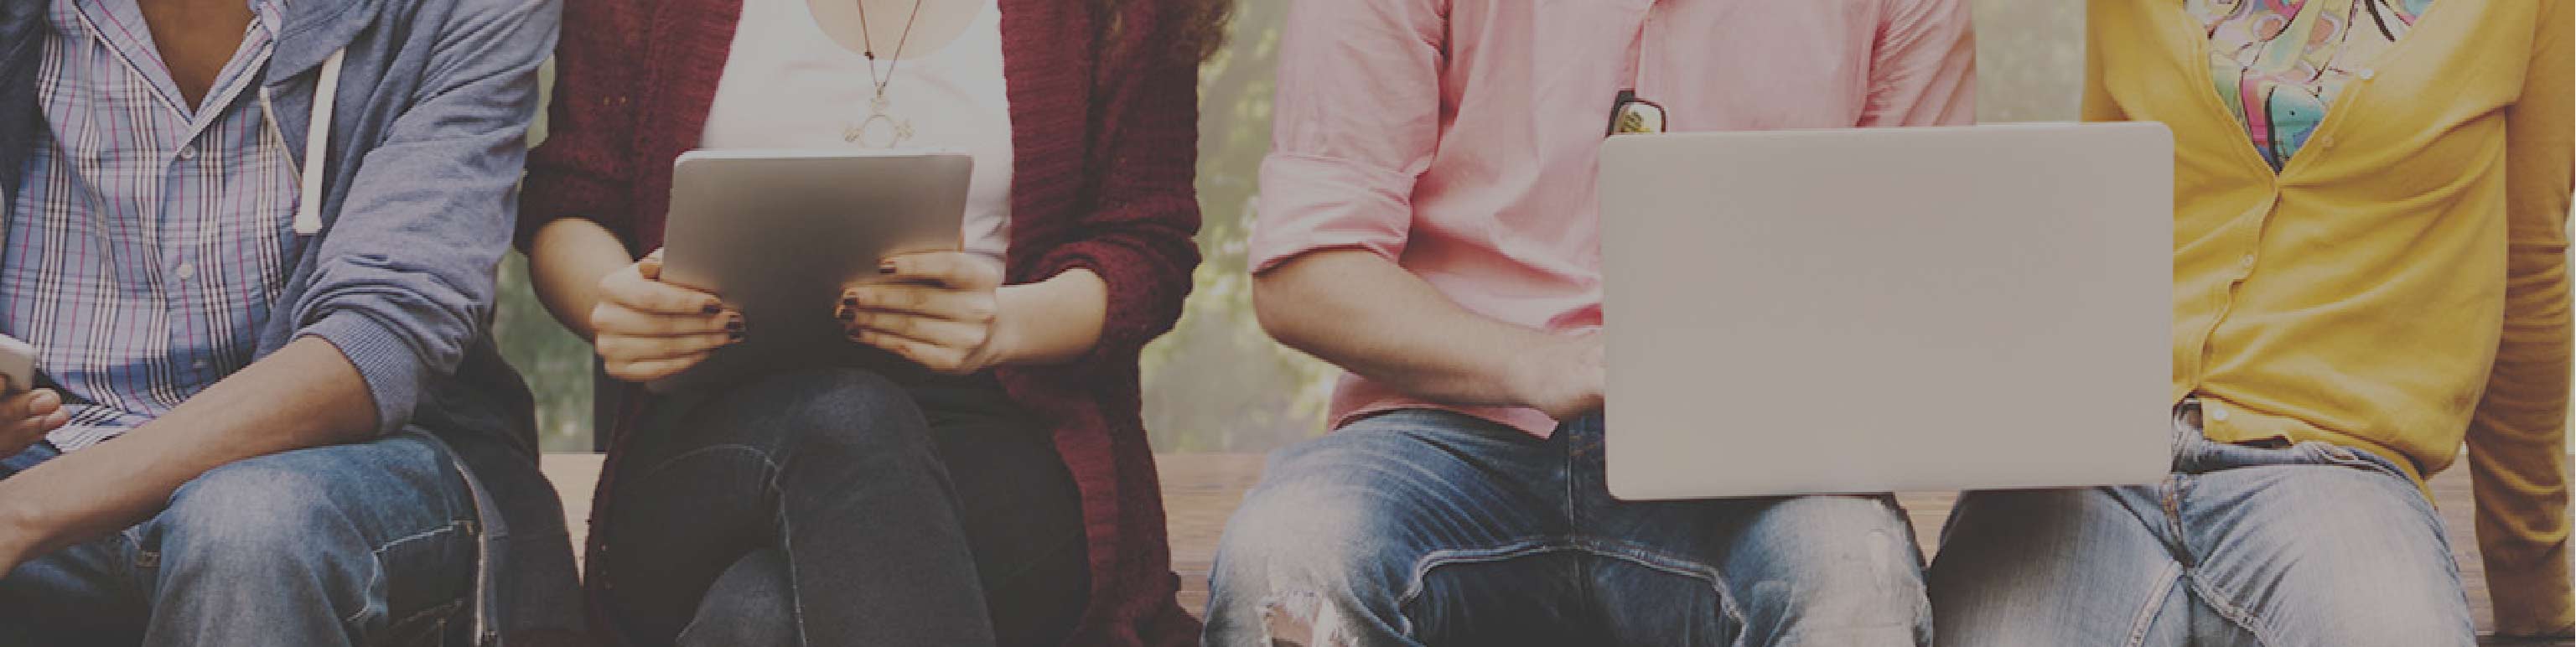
[0,338,376,569]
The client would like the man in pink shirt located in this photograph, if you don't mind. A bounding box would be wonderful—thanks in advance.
[1204,1,1975,645]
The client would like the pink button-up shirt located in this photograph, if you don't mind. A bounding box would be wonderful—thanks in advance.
[1250,0,1977,437]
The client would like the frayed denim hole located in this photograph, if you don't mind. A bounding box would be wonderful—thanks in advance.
[1259,591,1360,647]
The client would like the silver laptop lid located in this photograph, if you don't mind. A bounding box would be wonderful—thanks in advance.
[1597,123,2174,499]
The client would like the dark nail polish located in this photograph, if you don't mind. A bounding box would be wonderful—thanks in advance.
[877,262,896,275]
[728,329,746,343]
[702,302,723,315]
[724,318,744,332]
[836,308,856,321]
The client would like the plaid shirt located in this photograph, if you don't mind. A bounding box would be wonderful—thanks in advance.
[0,0,300,451]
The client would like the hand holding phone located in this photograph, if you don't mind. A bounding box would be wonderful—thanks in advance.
[0,334,66,453]
[0,334,34,396]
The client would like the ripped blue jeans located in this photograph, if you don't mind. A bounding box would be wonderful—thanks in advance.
[1204,410,1931,647]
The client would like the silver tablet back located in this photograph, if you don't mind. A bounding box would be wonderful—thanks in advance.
[653,149,972,392]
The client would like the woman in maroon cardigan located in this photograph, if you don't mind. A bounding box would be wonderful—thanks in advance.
[516,0,1224,644]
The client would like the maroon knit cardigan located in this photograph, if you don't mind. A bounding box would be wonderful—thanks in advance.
[516,1,1206,644]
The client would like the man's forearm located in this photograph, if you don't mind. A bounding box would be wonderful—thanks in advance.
[1253,249,1560,409]
[0,338,376,566]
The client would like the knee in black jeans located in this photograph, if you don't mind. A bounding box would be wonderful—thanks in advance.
[675,550,797,647]
[664,367,942,474]
[607,365,1096,647]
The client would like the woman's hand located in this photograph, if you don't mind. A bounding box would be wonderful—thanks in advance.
[841,251,1009,375]
[591,250,744,382]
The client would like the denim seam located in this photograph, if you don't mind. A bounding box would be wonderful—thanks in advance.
[756,447,805,647]
[2185,572,2280,646]
[340,520,472,627]
[2162,474,2191,562]
[620,442,795,643]
[2298,443,2406,480]
[639,443,781,476]
[2123,560,2184,647]
[117,525,152,598]
[1390,536,1745,639]
[1392,536,1563,637]
[384,598,469,635]
[1568,536,1749,639]
[1562,429,1583,609]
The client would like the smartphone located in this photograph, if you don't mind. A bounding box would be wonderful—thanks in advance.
[0,334,33,396]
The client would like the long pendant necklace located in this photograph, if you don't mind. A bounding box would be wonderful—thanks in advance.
[844,0,925,148]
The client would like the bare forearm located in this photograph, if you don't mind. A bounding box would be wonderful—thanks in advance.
[993,269,1107,366]
[0,337,373,565]
[528,217,637,341]
[1253,250,1552,409]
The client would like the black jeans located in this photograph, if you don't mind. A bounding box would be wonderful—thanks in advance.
[599,366,1087,647]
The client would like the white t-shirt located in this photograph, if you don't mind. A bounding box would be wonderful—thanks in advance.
[700,0,1014,263]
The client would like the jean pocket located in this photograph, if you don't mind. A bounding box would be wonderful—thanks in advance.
[2292,441,2409,482]
[380,598,468,647]
[365,521,478,644]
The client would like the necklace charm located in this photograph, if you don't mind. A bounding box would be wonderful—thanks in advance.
[844,93,915,148]
[850,0,924,148]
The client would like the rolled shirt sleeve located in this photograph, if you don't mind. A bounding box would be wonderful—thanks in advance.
[1246,0,1446,274]
[1863,0,1977,127]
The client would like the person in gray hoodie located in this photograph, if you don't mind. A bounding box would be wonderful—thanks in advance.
[0,0,579,643]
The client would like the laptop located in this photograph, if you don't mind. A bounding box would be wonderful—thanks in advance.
[1596,123,2174,499]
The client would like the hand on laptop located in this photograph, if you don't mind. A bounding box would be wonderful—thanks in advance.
[1510,333,1604,420]
[0,383,67,457]
[592,249,748,382]
[840,251,1007,375]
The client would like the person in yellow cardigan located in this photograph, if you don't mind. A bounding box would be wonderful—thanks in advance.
[1927,0,2573,644]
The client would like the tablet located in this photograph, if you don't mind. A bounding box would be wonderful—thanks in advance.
[651,148,972,392]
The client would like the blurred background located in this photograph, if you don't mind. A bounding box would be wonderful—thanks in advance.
[495,3,2089,453]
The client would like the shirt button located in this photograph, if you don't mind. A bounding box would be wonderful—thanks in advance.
[2240,253,2257,268]
[174,264,197,281]
[175,145,196,160]
[2206,403,2231,422]
[2356,69,2376,80]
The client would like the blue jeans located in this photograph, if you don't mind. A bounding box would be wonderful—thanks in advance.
[0,432,479,647]
[1205,410,1931,647]
[1926,402,2477,646]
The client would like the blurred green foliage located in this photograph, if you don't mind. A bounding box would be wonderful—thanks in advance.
[495,3,2085,453]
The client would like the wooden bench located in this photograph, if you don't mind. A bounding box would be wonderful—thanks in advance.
[539,453,2571,644]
